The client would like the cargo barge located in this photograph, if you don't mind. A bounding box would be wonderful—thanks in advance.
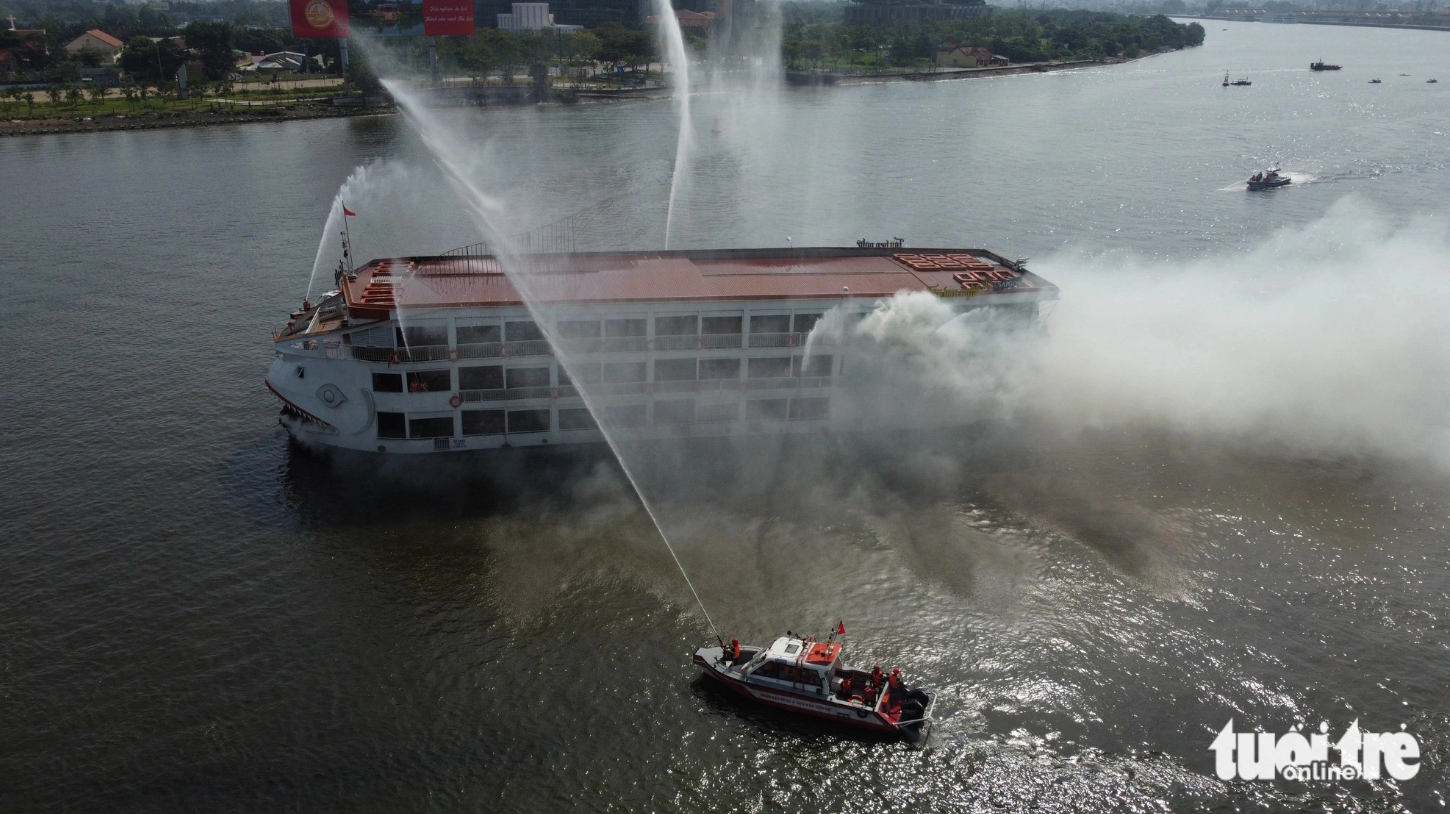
[265,246,1058,455]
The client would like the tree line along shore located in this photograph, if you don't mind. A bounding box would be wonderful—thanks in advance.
[1,1,1203,137]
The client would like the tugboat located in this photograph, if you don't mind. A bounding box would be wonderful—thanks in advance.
[1369,78,1382,84]
[1247,168,1291,190]
[694,629,934,740]
[1223,72,1252,86]
[1310,60,1342,71]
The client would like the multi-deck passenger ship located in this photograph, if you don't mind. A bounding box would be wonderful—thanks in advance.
[265,245,1057,455]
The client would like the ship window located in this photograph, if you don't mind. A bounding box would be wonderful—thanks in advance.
[655,315,698,336]
[699,358,741,380]
[747,399,789,421]
[792,313,823,333]
[507,409,550,434]
[397,324,448,347]
[702,315,742,335]
[559,363,600,386]
[602,361,647,383]
[750,314,790,334]
[558,408,597,431]
[604,318,647,338]
[377,411,406,439]
[372,372,404,393]
[752,661,783,680]
[697,402,739,424]
[556,319,601,339]
[408,416,455,439]
[793,354,833,378]
[654,358,697,381]
[506,366,551,389]
[784,643,800,655]
[790,397,830,421]
[457,324,501,345]
[747,357,792,379]
[461,409,505,436]
[353,326,394,347]
[603,403,647,428]
[505,320,544,342]
[407,369,451,393]
[459,365,504,391]
[654,399,695,425]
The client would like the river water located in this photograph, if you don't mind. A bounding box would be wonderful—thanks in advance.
[2,20,1449,812]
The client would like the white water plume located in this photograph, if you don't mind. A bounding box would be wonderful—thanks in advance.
[343,56,726,643]
[655,0,694,249]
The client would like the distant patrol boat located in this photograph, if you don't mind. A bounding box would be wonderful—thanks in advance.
[266,245,1058,456]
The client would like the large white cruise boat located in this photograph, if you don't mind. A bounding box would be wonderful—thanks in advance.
[265,246,1057,455]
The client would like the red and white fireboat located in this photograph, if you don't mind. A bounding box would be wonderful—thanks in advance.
[693,629,934,740]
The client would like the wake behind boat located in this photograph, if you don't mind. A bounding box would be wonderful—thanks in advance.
[694,631,934,739]
[1247,168,1291,190]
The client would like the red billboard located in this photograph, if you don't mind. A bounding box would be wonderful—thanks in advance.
[423,0,475,35]
[291,0,350,38]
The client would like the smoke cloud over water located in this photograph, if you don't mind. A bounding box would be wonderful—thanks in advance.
[1027,198,1450,468]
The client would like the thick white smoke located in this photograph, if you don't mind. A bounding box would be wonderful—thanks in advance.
[1033,198,1450,466]
[838,198,1450,468]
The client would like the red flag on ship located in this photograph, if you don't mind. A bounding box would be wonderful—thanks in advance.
[343,206,357,217]
[837,621,846,636]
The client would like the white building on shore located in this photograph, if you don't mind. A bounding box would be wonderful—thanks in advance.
[496,3,581,31]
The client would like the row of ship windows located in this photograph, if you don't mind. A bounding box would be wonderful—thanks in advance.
[372,355,835,393]
[361,313,832,348]
[376,397,831,439]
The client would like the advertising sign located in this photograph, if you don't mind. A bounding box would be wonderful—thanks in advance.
[423,0,476,36]
[290,0,350,38]
[347,0,421,37]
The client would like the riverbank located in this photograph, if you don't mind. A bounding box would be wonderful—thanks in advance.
[0,49,1177,139]
[0,100,388,138]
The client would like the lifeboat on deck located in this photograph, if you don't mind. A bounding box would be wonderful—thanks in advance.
[694,632,934,740]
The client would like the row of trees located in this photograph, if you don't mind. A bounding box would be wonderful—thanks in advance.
[782,10,1206,70]
[369,23,658,83]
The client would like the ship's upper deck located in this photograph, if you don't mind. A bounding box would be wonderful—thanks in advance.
[338,247,1056,320]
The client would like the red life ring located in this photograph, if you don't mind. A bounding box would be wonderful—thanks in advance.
[388,350,402,365]
[449,393,462,409]
[447,349,460,362]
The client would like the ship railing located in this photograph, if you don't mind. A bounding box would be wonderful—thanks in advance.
[455,340,554,360]
[459,386,554,402]
[748,332,820,349]
[745,376,833,391]
[457,342,507,359]
[556,336,652,354]
[348,344,451,363]
[350,345,394,363]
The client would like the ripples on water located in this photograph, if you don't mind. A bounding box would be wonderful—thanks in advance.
[1,18,1448,813]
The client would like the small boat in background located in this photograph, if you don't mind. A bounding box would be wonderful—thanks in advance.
[1247,168,1291,190]
[1429,79,1439,84]
[1369,78,1382,84]
[1223,72,1252,87]
[1310,60,1342,71]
